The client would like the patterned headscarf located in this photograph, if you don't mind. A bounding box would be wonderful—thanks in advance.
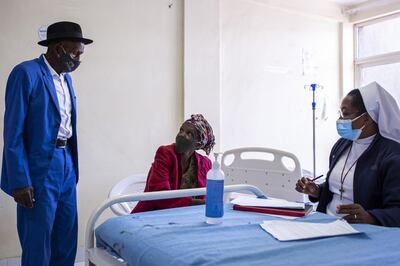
[185,114,215,155]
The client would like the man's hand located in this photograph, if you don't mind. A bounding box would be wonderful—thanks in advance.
[337,203,378,225]
[295,177,320,198]
[13,186,35,208]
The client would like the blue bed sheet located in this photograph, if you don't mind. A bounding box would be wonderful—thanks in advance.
[95,204,400,266]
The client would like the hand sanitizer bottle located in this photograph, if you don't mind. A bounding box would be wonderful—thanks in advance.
[206,153,225,224]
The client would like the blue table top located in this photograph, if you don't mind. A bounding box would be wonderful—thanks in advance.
[96,204,400,266]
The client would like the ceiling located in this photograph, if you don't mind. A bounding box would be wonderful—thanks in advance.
[332,0,370,7]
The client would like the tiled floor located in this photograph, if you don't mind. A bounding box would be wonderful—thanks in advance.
[0,247,85,266]
[0,257,19,266]
[0,261,84,266]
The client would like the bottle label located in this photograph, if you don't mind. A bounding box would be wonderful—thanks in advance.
[205,179,224,218]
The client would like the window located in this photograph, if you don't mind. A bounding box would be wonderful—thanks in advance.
[354,13,400,104]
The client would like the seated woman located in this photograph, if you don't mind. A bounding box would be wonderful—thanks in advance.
[296,82,400,227]
[132,114,215,213]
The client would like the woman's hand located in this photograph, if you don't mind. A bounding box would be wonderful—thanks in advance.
[337,203,378,225]
[191,198,205,206]
[295,177,320,198]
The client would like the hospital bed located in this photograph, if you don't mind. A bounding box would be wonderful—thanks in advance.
[85,184,265,265]
[85,184,400,266]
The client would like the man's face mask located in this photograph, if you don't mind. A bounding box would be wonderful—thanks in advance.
[336,112,366,140]
[60,46,80,72]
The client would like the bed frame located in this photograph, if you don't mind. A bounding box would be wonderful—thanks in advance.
[85,184,265,266]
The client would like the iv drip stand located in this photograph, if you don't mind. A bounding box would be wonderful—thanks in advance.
[311,84,317,180]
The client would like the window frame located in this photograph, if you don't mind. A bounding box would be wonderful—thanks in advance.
[354,12,400,88]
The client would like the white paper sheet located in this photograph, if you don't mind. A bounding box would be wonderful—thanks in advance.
[231,196,305,209]
[260,219,361,241]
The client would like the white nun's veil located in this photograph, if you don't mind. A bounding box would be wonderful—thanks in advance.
[359,82,400,144]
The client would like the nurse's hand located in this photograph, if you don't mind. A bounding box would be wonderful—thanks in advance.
[295,177,320,198]
[13,186,34,208]
[336,203,378,225]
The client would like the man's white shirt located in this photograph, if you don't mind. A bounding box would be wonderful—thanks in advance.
[43,55,73,140]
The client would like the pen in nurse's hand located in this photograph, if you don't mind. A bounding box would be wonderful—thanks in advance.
[311,174,324,182]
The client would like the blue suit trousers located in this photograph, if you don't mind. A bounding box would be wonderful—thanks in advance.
[17,147,77,266]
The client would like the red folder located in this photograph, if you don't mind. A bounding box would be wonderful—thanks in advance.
[233,204,312,217]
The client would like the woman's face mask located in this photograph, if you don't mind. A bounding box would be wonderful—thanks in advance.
[175,135,196,154]
[60,46,81,72]
[175,123,202,154]
[336,112,366,140]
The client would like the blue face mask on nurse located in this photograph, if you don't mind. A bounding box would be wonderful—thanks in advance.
[336,94,373,140]
[336,112,367,140]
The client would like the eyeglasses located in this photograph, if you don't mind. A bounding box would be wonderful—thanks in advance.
[338,110,366,121]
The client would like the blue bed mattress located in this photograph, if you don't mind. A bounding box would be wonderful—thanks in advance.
[95,204,400,266]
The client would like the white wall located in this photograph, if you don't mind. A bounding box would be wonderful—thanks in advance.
[184,0,221,152]
[0,0,183,258]
[220,0,344,175]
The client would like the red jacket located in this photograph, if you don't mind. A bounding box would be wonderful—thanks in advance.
[132,144,212,213]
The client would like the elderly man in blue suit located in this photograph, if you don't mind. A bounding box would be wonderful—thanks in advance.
[1,21,93,266]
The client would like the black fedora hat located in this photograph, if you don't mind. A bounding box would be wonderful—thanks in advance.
[38,21,93,46]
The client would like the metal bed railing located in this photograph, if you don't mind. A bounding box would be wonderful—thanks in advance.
[85,184,265,265]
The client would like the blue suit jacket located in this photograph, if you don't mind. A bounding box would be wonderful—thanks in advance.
[314,134,400,227]
[1,55,79,196]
